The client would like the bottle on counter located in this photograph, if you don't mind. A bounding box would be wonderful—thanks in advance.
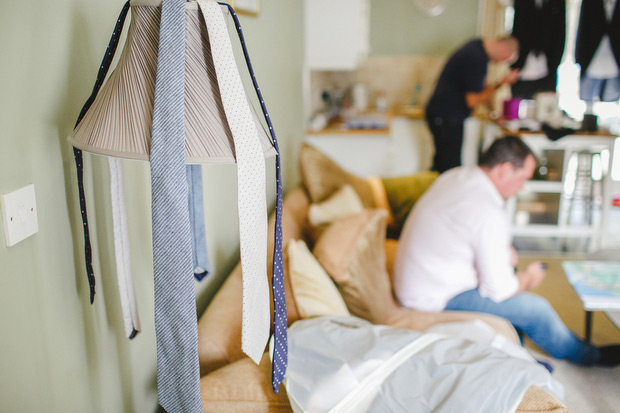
[410,83,422,107]
[375,90,387,113]
[352,83,368,113]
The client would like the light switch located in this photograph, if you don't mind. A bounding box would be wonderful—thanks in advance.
[1,184,39,247]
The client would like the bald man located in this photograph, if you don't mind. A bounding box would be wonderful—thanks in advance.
[426,36,520,173]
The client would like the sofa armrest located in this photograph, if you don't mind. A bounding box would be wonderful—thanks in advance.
[198,265,245,375]
[518,386,569,412]
[200,353,292,413]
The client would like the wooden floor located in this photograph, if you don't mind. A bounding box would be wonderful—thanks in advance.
[518,255,620,348]
[518,255,620,412]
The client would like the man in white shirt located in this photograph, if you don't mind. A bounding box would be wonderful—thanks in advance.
[393,136,619,366]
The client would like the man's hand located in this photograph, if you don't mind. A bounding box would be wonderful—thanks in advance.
[516,261,546,292]
[465,69,521,109]
[502,69,520,86]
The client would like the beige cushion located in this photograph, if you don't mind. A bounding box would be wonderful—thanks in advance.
[287,239,350,319]
[312,209,399,324]
[308,185,364,226]
[298,143,375,207]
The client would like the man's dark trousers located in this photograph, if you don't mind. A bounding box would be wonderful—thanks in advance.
[426,115,464,173]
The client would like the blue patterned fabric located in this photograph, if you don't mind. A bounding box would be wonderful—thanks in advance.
[221,3,288,392]
[150,0,202,411]
[580,75,620,102]
[187,164,210,281]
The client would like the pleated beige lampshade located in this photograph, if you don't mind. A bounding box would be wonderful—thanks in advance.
[69,0,276,164]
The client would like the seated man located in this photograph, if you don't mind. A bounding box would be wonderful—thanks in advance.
[393,135,619,366]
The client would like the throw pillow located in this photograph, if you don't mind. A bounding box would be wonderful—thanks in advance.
[381,170,439,234]
[312,209,398,325]
[287,239,350,319]
[308,185,365,226]
[298,143,376,207]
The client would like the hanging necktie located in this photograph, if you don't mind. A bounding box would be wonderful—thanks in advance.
[150,0,201,410]
[199,0,270,364]
[187,164,211,281]
[220,2,287,392]
[72,1,130,304]
[71,0,287,399]
[109,158,141,339]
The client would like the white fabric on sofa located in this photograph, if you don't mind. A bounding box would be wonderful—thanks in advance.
[284,316,564,413]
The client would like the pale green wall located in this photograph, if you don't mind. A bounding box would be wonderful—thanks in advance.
[370,0,480,56]
[0,0,304,411]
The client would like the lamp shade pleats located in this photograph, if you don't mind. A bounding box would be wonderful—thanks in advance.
[69,2,276,164]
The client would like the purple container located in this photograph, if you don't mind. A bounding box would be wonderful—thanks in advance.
[503,98,522,120]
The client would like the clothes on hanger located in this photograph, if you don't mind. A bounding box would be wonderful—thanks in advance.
[576,0,620,101]
[511,0,566,98]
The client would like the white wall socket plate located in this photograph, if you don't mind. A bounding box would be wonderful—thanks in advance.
[1,184,39,247]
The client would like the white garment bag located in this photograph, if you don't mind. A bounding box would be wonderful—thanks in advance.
[282,316,563,413]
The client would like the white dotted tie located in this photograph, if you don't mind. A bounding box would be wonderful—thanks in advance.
[199,0,270,363]
[109,157,141,339]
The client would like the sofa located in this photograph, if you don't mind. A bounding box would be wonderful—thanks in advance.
[196,143,569,412]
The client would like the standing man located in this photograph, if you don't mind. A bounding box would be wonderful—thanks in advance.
[426,36,520,173]
[393,136,620,366]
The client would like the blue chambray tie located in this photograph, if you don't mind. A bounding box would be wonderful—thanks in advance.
[187,164,210,281]
[219,2,287,392]
[150,0,202,411]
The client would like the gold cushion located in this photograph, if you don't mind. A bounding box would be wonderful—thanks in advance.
[312,209,398,324]
[287,239,350,319]
[381,171,439,234]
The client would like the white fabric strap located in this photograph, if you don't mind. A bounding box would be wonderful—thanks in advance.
[198,0,270,363]
[109,157,141,339]
[331,333,444,413]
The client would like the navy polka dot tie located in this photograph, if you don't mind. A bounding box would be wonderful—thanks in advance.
[222,2,287,392]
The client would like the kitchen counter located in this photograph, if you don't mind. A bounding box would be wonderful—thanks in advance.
[306,112,392,136]
[494,118,616,139]
[395,104,425,120]
[304,115,434,177]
